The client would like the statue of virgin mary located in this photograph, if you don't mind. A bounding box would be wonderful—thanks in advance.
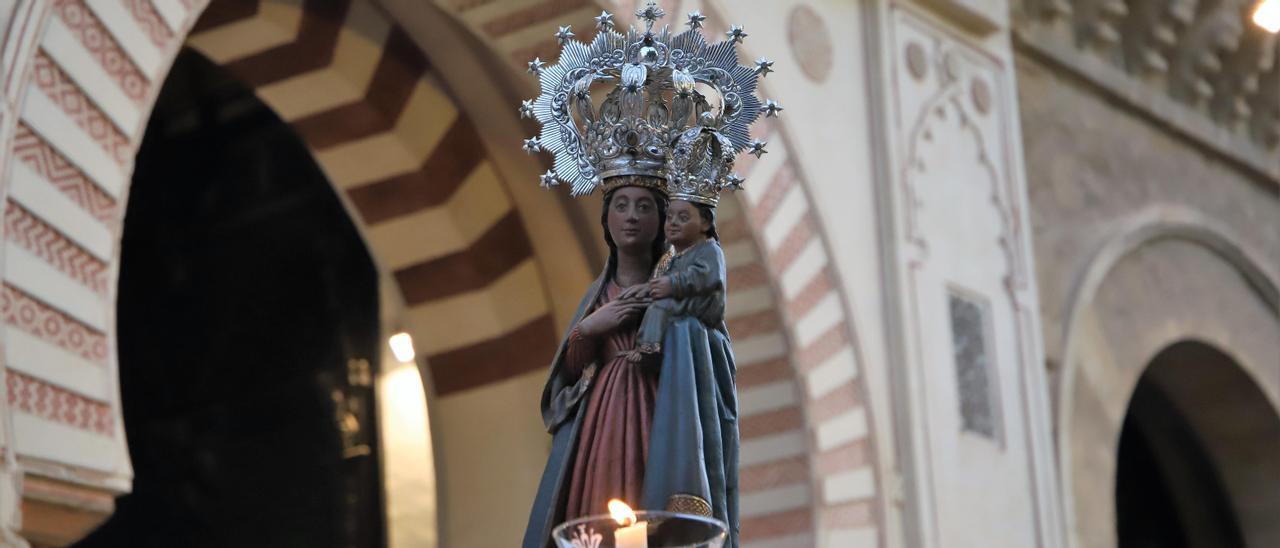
[519,4,780,546]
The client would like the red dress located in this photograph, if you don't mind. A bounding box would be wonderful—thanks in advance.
[563,281,660,518]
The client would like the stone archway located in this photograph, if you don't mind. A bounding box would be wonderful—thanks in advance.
[1116,340,1280,548]
[1057,230,1280,548]
[0,1,588,545]
[78,48,385,546]
[194,0,892,544]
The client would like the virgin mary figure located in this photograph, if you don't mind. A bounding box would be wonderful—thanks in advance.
[519,4,775,546]
[521,175,740,548]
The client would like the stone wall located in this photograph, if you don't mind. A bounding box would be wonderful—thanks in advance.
[1017,49,1279,363]
[1016,50,1280,548]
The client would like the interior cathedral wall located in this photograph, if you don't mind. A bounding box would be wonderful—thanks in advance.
[1,0,1273,547]
[0,1,888,546]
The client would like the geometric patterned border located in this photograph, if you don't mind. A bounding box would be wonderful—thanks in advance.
[1,283,109,365]
[7,370,113,436]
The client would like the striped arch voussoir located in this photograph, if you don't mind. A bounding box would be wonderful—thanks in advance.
[179,0,560,396]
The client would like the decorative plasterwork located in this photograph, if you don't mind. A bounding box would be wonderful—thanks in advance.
[788,5,834,82]
[884,5,1065,547]
[897,39,1028,309]
[1014,0,1280,180]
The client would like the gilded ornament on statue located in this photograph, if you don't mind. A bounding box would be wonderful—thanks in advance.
[665,494,713,517]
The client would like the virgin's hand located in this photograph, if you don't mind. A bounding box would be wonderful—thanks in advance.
[577,299,647,337]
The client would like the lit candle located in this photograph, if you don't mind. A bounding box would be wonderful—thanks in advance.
[388,332,416,363]
[608,499,647,548]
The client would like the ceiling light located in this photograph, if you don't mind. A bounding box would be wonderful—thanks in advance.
[1255,0,1280,33]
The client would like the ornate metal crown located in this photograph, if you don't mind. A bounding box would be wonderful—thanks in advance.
[520,1,783,207]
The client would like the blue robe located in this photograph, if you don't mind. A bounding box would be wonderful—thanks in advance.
[522,255,741,547]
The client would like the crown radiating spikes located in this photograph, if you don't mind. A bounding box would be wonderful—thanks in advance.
[522,1,780,201]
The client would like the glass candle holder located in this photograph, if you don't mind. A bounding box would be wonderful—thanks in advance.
[551,510,728,548]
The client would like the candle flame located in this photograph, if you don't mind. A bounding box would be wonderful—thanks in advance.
[389,332,416,363]
[607,499,637,527]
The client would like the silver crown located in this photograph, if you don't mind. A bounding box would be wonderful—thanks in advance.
[521,1,781,202]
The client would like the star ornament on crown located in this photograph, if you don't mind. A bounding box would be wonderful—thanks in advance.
[521,1,782,207]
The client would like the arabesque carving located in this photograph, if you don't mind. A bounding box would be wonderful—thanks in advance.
[1016,0,1280,174]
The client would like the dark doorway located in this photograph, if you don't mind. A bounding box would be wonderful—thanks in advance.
[76,49,383,548]
[1115,343,1251,548]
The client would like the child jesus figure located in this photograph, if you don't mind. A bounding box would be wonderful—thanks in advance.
[630,197,726,361]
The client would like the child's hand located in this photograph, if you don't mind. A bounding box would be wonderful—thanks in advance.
[649,276,673,299]
[618,284,650,302]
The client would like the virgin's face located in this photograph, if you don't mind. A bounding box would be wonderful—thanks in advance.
[607,187,661,252]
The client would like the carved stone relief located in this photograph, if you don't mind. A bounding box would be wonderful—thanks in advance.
[1014,0,1280,178]
[895,28,1027,304]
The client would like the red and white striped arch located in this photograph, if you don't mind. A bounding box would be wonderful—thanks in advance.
[0,0,883,546]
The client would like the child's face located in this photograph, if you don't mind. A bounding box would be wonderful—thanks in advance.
[666,200,709,249]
